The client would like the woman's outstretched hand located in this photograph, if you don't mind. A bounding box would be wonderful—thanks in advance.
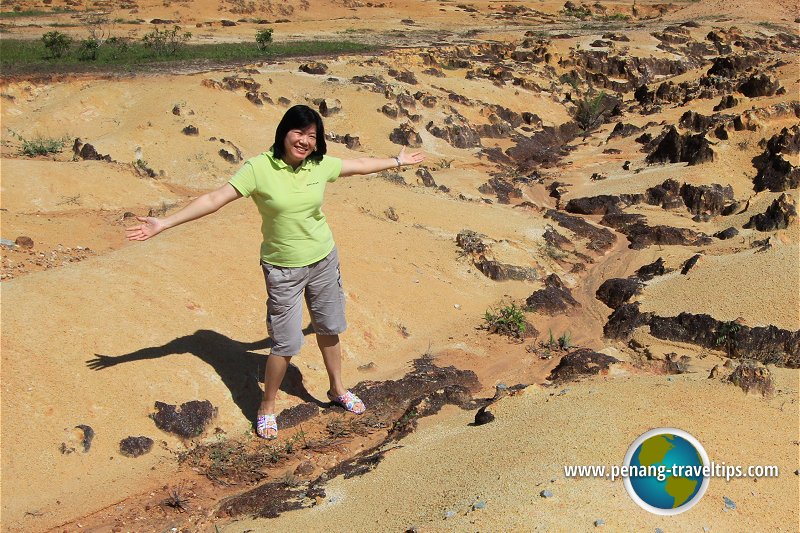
[125,216,165,241]
[398,146,425,166]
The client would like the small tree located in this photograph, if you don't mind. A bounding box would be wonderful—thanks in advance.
[42,31,73,59]
[255,28,273,51]
[77,38,100,61]
[142,25,191,56]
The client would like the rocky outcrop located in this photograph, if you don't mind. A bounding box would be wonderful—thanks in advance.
[744,193,798,231]
[627,223,713,249]
[389,122,422,147]
[604,305,800,367]
[752,126,800,192]
[299,62,328,75]
[426,112,481,149]
[456,230,539,282]
[738,74,781,98]
[547,349,619,382]
[525,274,580,315]
[635,257,668,281]
[545,210,616,253]
[478,176,522,204]
[504,122,580,171]
[596,277,643,310]
[646,126,714,166]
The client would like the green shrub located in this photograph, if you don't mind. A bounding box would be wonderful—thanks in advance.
[484,304,527,339]
[8,129,68,156]
[105,36,129,60]
[141,25,191,56]
[255,28,273,51]
[77,38,99,61]
[42,31,72,58]
[562,6,592,19]
[558,331,572,350]
[574,91,607,133]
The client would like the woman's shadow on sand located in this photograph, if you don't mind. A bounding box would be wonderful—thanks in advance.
[86,326,324,422]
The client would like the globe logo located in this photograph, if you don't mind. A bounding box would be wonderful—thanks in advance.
[623,428,710,515]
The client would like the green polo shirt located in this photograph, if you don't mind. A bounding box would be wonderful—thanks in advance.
[228,150,342,267]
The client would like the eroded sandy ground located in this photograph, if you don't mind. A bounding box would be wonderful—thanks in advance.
[1,1,798,532]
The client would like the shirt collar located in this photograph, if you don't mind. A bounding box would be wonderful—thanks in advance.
[266,148,313,172]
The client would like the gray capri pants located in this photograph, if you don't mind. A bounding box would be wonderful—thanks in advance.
[260,246,347,356]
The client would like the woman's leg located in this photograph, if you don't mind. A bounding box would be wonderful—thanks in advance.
[259,354,291,420]
[317,333,346,397]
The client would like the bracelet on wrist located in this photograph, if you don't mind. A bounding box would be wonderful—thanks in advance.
[393,156,401,167]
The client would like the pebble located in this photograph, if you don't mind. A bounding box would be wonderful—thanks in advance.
[540,489,553,498]
[594,519,605,527]
[472,500,487,510]
[454,304,461,310]
[703,528,710,532]
[0,238,16,247]
[444,510,456,519]
[723,496,736,510]
[655,529,664,533]
[557,388,570,396]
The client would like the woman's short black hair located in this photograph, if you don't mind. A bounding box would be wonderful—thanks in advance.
[272,104,326,163]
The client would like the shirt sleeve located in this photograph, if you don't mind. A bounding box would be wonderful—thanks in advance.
[324,156,343,183]
[228,160,257,197]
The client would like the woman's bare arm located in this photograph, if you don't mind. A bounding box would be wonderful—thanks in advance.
[126,183,242,241]
[339,146,425,177]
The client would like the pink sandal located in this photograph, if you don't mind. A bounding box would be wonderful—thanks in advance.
[327,390,366,415]
[256,413,278,440]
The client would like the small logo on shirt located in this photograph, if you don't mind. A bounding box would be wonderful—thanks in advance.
[307,181,320,186]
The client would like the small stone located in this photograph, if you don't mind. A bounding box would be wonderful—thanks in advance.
[655,529,664,533]
[723,496,736,510]
[294,460,315,476]
[454,304,461,310]
[595,519,605,527]
[15,236,34,249]
[0,238,17,247]
[119,436,154,458]
[540,489,553,498]
[444,510,456,519]
[472,500,487,510]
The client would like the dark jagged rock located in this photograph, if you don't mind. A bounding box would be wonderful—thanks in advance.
[221,76,260,92]
[744,193,798,231]
[607,122,642,140]
[476,259,539,282]
[425,112,481,149]
[679,182,735,215]
[416,167,437,188]
[714,227,739,240]
[150,400,217,439]
[325,133,361,150]
[664,353,691,374]
[643,178,684,210]
[596,277,643,310]
[319,98,341,117]
[245,90,263,106]
[738,74,781,98]
[752,126,800,192]
[119,436,154,458]
[646,126,714,166]
[505,122,580,171]
[182,125,199,136]
[604,302,653,340]
[389,122,422,147]
[564,194,643,216]
[350,75,389,93]
[599,212,647,232]
[473,405,495,425]
[77,143,112,162]
[713,94,739,111]
[543,225,571,248]
[617,222,713,250]
[478,177,521,204]
[456,229,488,255]
[679,110,719,132]
[648,313,800,367]
[525,274,580,315]
[299,62,328,75]
[548,348,619,382]
[545,209,616,253]
[381,103,399,119]
[388,69,418,85]
[706,55,761,78]
[681,254,702,274]
[635,257,667,281]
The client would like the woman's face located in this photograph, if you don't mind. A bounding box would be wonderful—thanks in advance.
[282,124,317,167]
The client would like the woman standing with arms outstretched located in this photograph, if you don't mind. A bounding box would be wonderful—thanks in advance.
[127,105,425,439]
